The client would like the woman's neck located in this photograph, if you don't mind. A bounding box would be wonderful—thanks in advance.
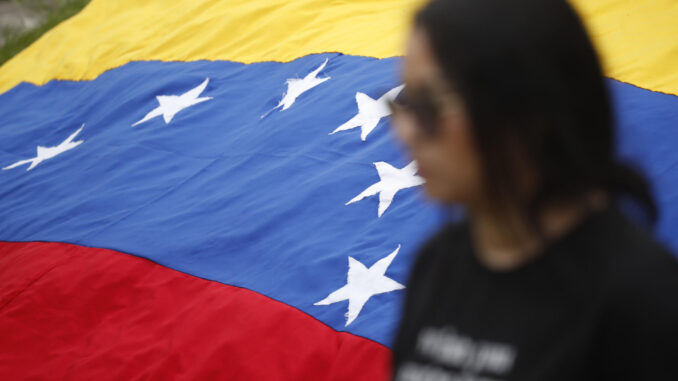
[467,192,608,271]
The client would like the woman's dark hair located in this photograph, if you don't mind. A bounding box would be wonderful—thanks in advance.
[415,0,657,227]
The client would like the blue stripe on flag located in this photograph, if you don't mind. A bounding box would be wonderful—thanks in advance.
[1,53,677,345]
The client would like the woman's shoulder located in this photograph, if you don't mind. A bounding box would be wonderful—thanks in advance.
[407,220,472,282]
[424,218,470,248]
[594,206,677,280]
[586,207,678,376]
[587,206,678,318]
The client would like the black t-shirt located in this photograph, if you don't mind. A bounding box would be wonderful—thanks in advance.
[392,205,678,381]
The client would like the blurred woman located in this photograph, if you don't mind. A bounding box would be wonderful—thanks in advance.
[389,0,678,380]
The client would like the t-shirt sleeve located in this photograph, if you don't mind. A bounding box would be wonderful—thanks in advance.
[600,248,678,380]
[391,224,455,373]
[391,239,434,366]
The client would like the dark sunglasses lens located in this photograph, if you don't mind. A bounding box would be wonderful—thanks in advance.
[412,93,439,136]
[388,88,440,137]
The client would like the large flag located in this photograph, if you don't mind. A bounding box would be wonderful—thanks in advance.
[0,0,676,379]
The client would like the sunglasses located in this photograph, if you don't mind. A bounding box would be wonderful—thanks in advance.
[388,86,461,137]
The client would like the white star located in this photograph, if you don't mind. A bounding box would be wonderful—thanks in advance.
[132,78,212,127]
[330,84,404,141]
[263,59,330,117]
[3,124,85,172]
[347,161,425,217]
[315,245,405,326]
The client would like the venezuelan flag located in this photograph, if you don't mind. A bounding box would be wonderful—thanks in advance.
[0,0,676,379]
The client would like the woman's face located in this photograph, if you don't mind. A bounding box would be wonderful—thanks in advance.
[391,28,484,206]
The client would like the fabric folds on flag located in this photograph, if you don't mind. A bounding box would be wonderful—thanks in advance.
[0,0,677,379]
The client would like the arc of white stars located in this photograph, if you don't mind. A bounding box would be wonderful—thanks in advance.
[347,161,425,217]
[330,84,404,141]
[261,59,330,118]
[314,245,405,326]
[132,78,212,127]
[3,124,85,171]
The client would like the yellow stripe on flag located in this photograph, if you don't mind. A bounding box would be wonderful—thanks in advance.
[0,0,424,93]
[570,0,678,96]
[0,0,676,96]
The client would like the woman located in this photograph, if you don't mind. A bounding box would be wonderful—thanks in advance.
[389,0,678,380]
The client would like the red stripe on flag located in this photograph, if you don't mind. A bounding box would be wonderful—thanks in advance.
[0,241,391,380]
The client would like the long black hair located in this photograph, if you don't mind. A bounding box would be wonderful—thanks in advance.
[415,0,657,227]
